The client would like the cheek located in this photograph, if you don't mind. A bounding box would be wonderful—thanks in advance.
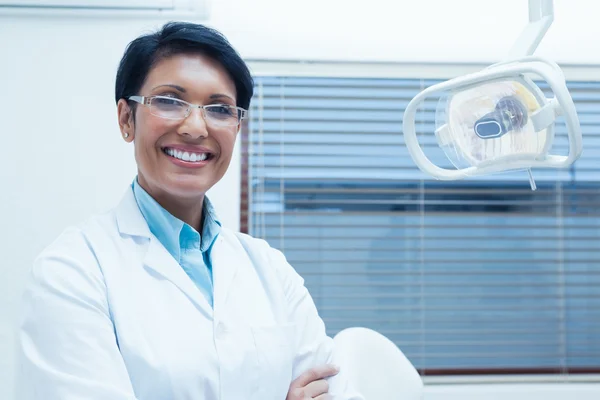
[216,130,238,160]
[133,124,167,171]
[135,119,169,151]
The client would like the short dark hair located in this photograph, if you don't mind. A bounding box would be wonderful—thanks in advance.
[115,22,254,110]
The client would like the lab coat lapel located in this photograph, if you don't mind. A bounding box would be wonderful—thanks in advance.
[211,235,240,311]
[142,234,213,318]
[116,187,212,317]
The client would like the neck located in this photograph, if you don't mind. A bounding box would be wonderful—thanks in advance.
[137,178,205,232]
[157,195,205,232]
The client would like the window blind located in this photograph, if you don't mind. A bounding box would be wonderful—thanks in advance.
[241,76,600,374]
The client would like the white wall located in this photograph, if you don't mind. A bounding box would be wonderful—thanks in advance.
[0,1,597,399]
[211,0,599,65]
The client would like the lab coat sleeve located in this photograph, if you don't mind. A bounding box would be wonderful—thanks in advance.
[17,227,137,400]
[267,246,365,400]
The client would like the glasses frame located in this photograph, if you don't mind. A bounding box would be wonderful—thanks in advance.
[128,95,247,126]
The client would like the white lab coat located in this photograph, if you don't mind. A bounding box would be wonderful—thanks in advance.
[17,187,364,400]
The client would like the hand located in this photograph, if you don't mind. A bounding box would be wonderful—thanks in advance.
[286,364,340,400]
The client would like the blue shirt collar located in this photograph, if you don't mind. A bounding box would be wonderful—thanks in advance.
[132,178,221,262]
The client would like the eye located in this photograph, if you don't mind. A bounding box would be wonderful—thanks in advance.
[151,96,186,111]
[209,104,235,115]
[154,96,181,106]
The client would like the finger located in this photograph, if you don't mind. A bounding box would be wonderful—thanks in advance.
[304,379,329,398]
[314,394,333,400]
[292,364,339,388]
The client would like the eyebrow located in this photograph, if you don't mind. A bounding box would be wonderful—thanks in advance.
[152,84,187,92]
[210,93,236,102]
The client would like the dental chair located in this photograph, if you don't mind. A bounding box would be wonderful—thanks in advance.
[333,327,424,400]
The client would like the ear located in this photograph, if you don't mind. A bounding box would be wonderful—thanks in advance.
[117,99,135,142]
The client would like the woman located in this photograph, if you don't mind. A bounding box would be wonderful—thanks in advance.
[17,22,363,400]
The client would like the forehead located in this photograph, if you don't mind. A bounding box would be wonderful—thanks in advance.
[141,53,237,99]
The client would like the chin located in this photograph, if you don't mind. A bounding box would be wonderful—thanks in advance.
[162,175,214,196]
[163,181,209,198]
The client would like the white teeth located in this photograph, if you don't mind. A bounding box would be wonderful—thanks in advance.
[164,148,209,162]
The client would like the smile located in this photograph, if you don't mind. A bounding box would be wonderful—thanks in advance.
[162,147,213,162]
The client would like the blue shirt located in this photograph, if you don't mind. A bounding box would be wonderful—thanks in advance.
[132,179,221,307]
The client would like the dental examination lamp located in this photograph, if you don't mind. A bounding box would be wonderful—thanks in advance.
[402,0,582,190]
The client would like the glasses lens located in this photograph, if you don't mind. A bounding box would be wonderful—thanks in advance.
[150,97,187,119]
[205,105,241,126]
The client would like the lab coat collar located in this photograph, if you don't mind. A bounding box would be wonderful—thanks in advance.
[115,187,213,317]
[115,187,152,239]
[115,187,242,315]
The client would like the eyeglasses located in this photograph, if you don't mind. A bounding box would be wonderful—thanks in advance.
[128,95,247,127]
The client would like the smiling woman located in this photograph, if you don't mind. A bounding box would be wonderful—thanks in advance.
[16,22,364,400]
[117,52,241,227]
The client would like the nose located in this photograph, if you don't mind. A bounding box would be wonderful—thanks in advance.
[178,107,209,139]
